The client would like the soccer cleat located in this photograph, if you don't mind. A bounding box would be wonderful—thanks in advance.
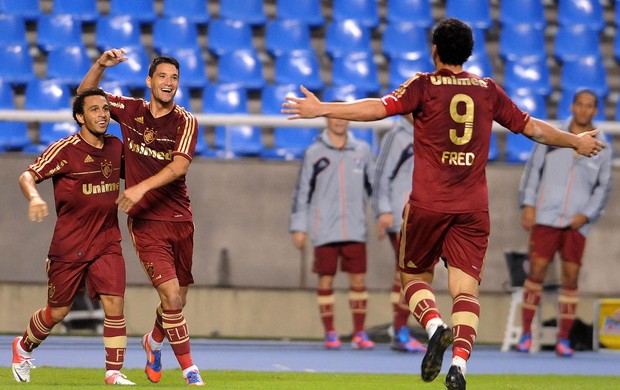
[351,331,375,350]
[421,324,452,382]
[104,371,136,385]
[555,338,574,357]
[184,367,205,386]
[141,333,162,383]
[12,337,35,383]
[324,331,342,350]
[515,332,531,353]
[445,365,466,390]
[392,326,427,353]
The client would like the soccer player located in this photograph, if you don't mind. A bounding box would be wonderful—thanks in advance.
[372,114,426,353]
[290,115,376,350]
[282,18,604,390]
[516,89,612,357]
[11,89,134,385]
[78,49,204,385]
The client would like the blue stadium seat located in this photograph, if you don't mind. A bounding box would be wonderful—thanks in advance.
[498,0,545,29]
[158,47,208,89]
[162,0,210,25]
[95,15,142,51]
[100,80,131,97]
[505,132,534,163]
[332,52,380,94]
[446,0,492,30]
[273,50,324,91]
[382,23,430,60]
[173,86,192,110]
[556,90,606,121]
[216,49,265,90]
[260,84,320,160]
[616,99,620,121]
[332,0,379,29]
[560,57,608,98]
[193,126,208,156]
[488,132,499,162]
[39,122,78,146]
[153,17,200,52]
[322,85,366,102]
[325,20,372,58]
[202,83,264,156]
[0,45,35,86]
[388,55,434,91]
[208,19,254,57]
[265,20,313,57]
[46,46,92,87]
[0,80,30,152]
[0,0,41,21]
[51,0,98,23]
[107,121,123,140]
[37,14,83,53]
[275,0,324,28]
[503,57,552,97]
[499,24,546,62]
[615,30,620,62]
[219,0,267,27]
[108,0,157,24]
[103,45,150,89]
[24,79,72,110]
[386,0,433,29]
[463,52,493,78]
[558,0,604,32]
[509,89,548,119]
[0,14,28,46]
[554,24,601,63]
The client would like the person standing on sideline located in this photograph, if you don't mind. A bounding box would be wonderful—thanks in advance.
[78,49,204,386]
[290,115,376,350]
[372,114,426,353]
[516,89,612,357]
[282,18,604,390]
[11,89,135,385]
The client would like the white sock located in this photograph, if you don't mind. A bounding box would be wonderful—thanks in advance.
[425,318,445,339]
[183,364,199,377]
[148,332,164,350]
[452,356,467,376]
[105,370,120,377]
[17,340,32,358]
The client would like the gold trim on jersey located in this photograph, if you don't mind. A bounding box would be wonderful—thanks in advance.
[175,106,197,156]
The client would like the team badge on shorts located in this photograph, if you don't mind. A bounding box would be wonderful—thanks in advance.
[146,263,155,279]
[48,283,55,299]
[144,127,157,144]
[101,159,113,178]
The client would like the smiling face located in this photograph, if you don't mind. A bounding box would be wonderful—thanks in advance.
[77,95,110,138]
[146,63,179,105]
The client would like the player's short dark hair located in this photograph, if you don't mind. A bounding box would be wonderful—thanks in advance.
[432,18,473,66]
[148,55,180,78]
[72,88,108,126]
[573,89,598,106]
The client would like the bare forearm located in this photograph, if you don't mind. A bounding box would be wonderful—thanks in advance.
[321,99,387,121]
[523,118,577,149]
[139,159,189,193]
[77,61,106,94]
[18,171,40,201]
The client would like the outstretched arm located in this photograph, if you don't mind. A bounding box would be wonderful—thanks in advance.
[522,117,604,157]
[282,85,388,121]
[77,48,128,94]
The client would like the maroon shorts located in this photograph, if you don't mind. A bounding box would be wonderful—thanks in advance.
[313,242,367,276]
[128,218,195,287]
[46,243,126,307]
[529,225,586,265]
[399,203,490,282]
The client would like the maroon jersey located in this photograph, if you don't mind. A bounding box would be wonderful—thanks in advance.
[382,69,530,213]
[28,133,123,262]
[107,95,198,221]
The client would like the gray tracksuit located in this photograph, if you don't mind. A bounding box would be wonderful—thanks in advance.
[290,130,375,246]
[518,124,612,236]
[371,117,414,233]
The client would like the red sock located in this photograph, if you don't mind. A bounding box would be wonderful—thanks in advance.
[349,286,368,333]
[162,309,193,370]
[521,278,543,334]
[21,306,57,352]
[451,293,480,361]
[317,288,335,332]
[403,280,441,329]
[558,288,578,340]
[103,315,126,371]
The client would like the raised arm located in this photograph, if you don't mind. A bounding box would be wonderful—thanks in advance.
[282,85,388,121]
[522,117,604,157]
[77,48,128,94]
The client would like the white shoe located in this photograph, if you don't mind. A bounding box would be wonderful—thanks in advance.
[183,365,205,386]
[104,370,136,385]
[12,337,35,383]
